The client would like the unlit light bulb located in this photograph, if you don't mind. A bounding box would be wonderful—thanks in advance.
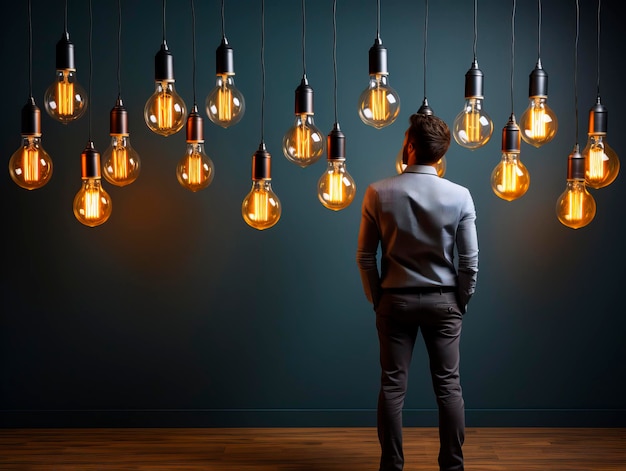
[73,141,112,227]
[103,99,140,186]
[556,145,596,229]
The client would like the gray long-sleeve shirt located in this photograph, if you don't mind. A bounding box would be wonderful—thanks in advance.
[356,164,479,312]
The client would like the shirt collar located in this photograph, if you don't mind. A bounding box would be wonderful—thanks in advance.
[404,164,438,176]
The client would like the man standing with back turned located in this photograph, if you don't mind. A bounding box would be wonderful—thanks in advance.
[356,112,479,471]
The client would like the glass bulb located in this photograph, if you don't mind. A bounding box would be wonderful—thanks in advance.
[317,160,356,211]
[44,69,88,124]
[242,179,281,230]
[102,135,140,187]
[394,147,446,177]
[176,142,215,192]
[519,97,558,147]
[206,74,245,128]
[582,134,620,189]
[357,74,400,129]
[282,113,325,167]
[9,135,53,190]
[452,97,493,149]
[144,80,187,136]
[73,178,112,227]
[491,152,530,201]
[556,179,596,229]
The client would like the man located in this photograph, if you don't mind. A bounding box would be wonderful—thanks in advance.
[356,113,479,471]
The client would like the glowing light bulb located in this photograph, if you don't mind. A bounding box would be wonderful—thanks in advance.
[491,116,530,201]
[176,106,215,192]
[519,61,558,147]
[44,32,87,124]
[357,38,400,129]
[282,77,324,167]
[144,42,186,136]
[582,98,620,189]
[206,38,245,128]
[102,98,140,187]
[556,145,596,229]
[73,141,112,227]
[452,61,493,149]
[317,124,356,211]
[242,143,281,230]
[9,98,53,190]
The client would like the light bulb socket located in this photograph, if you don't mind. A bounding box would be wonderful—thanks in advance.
[567,144,585,180]
[588,97,608,134]
[417,97,434,116]
[154,42,175,81]
[294,76,314,115]
[186,105,204,142]
[252,142,271,180]
[109,98,128,135]
[81,140,101,179]
[55,32,75,70]
[216,37,235,75]
[327,122,346,161]
[464,60,484,98]
[21,96,41,136]
[528,61,548,98]
[502,115,521,153]
[368,37,388,75]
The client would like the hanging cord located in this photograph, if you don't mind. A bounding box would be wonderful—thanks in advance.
[116,0,122,98]
[376,0,380,39]
[261,0,265,142]
[510,0,515,115]
[221,0,226,39]
[88,0,93,140]
[596,0,601,97]
[301,0,306,76]
[472,0,477,61]
[64,0,68,34]
[191,0,197,104]
[574,0,579,145]
[28,0,33,98]
[537,0,542,60]
[423,0,428,98]
[332,0,338,123]
[162,0,167,43]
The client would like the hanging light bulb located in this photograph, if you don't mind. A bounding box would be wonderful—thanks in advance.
[73,141,112,227]
[102,98,140,186]
[582,98,620,189]
[177,105,214,192]
[357,36,400,129]
[43,31,88,124]
[283,77,324,167]
[556,145,596,229]
[206,37,245,128]
[144,42,187,136]
[453,61,493,149]
[317,124,356,211]
[242,143,281,230]
[9,98,53,190]
[491,115,530,201]
[519,61,558,147]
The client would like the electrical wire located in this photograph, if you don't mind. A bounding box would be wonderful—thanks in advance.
[472,0,477,61]
[332,0,338,123]
[28,0,33,98]
[88,0,93,140]
[537,0,542,60]
[376,0,380,39]
[117,0,122,99]
[261,0,265,142]
[574,0,579,145]
[510,0,516,116]
[221,0,226,39]
[191,0,197,105]
[301,0,306,77]
[162,0,167,44]
[423,0,428,99]
[596,0,601,97]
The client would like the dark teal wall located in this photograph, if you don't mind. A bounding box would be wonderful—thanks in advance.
[1,0,624,427]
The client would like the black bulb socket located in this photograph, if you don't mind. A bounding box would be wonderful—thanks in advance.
[252,142,271,180]
[528,60,548,98]
[588,97,608,134]
[55,31,75,70]
[216,37,235,76]
[502,115,521,153]
[368,37,388,75]
[567,145,585,180]
[186,105,204,142]
[81,141,101,179]
[154,42,175,82]
[327,123,346,161]
[295,76,314,115]
[21,97,41,136]
[417,97,434,116]
[109,98,128,135]
[464,60,484,99]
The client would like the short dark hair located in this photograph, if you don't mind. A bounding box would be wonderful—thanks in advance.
[406,113,450,164]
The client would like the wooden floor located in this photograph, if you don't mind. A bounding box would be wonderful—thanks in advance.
[0,427,625,470]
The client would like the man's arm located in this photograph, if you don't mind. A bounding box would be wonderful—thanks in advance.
[356,185,382,308]
[456,189,479,313]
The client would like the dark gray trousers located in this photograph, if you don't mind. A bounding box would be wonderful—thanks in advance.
[375,289,465,471]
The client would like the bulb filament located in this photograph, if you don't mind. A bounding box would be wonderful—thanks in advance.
[57,70,75,117]
[370,76,389,122]
[22,144,41,183]
[587,141,606,182]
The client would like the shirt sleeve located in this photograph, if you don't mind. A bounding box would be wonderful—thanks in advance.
[456,188,479,312]
[356,185,382,307]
